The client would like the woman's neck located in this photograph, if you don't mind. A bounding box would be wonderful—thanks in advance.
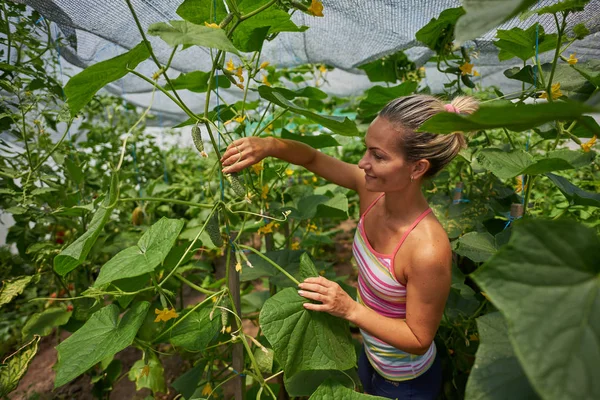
[381,185,430,226]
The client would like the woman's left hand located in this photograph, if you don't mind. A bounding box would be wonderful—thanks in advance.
[298,276,357,320]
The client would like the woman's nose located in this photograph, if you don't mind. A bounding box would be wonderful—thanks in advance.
[358,155,368,170]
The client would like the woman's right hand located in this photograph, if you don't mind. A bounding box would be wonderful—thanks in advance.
[220,137,272,174]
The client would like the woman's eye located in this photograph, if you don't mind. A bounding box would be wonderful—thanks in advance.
[372,152,383,160]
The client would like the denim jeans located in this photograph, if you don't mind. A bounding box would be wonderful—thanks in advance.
[358,346,442,399]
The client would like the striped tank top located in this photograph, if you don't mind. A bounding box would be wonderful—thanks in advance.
[353,192,437,381]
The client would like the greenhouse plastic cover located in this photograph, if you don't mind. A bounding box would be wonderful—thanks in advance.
[12,0,600,125]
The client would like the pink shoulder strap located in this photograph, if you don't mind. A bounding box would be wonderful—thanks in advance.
[360,193,385,220]
[391,208,433,258]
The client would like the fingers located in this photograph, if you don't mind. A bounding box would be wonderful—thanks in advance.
[303,302,327,311]
[222,158,254,174]
[302,276,331,287]
[297,282,327,294]
[297,289,326,303]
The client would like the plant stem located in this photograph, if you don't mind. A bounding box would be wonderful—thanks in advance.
[119,197,213,208]
[25,118,73,176]
[252,108,288,137]
[545,13,566,102]
[175,273,217,295]
[124,0,193,117]
[502,128,516,150]
[240,0,277,20]
[237,244,300,285]
[523,175,537,216]
[2,3,11,64]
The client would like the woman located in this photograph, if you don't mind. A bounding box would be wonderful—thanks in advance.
[220,94,478,399]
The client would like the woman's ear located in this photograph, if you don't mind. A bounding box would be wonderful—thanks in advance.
[412,159,430,180]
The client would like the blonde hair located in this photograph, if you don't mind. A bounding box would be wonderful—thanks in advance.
[379,95,478,178]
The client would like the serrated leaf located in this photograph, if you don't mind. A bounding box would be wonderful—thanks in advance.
[54,302,150,388]
[94,217,184,286]
[471,219,600,400]
[0,336,40,397]
[309,378,387,399]
[168,305,221,351]
[455,0,538,45]
[454,232,497,263]
[494,24,558,61]
[281,129,340,149]
[465,312,539,400]
[54,173,119,276]
[128,354,166,394]
[168,70,230,92]
[260,287,355,378]
[415,7,465,52]
[233,7,306,52]
[358,81,418,119]
[147,21,238,53]
[22,308,72,341]
[258,86,359,136]
[419,101,599,135]
[64,42,149,116]
[545,173,600,207]
[0,275,33,307]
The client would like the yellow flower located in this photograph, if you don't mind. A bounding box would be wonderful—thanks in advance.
[515,176,527,194]
[567,53,578,65]
[235,262,242,272]
[291,242,300,250]
[258,221,279,234]
[225,325,232,333]
[319,64,327,73]
[581,135,597,152]
[285,168,294,176]
[469,334,479,342]
[473,70,480,77]
[307,222,318,232]
[141,364,150,378]
[251,161,263,175]
[312,176,317,183]
[201,150,208,158]
[234,115,246,124]
[154,308,179,323]
[459,62,474,75]
[236,83,244,90]
[261,184,269,199]
[307,0,324,17]
[262,75,271,87]
[302,179,309,184]
[202,383,212,396]
[235,66,244,83]
[204,22,220,29]
[259,61,270,69]
[152,70,162,81]
[226,58,235,71]
[539,82,562,100]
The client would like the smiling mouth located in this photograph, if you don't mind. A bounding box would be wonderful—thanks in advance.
[365,174,376,179]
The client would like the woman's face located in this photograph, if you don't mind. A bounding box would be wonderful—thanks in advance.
[357,117,413,192]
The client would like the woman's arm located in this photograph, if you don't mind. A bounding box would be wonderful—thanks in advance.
[298,242,452,355]
[220,137,365,192]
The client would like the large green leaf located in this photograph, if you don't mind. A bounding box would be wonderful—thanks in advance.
[357,81,418,120]
[147,21,239,53]
[541,63,596,100]
[54,173,119,276]
[494,24,558,61]
[465,312,539,400]
[358,50,414,83]
[168,70,230,92]
[177,0,226,24]
[260,287,355,377]
[241,249,304,284]
[454,232,498,263]
[529,0,590,15]
[571,60,600,88]
[476,148,595,180]
[94,217,184,286]
[545,173,600,207]
[128,353,166,394]
[0,275,33,307]
[283,194,349,220]
[454,0,538,45]
[284,369,357,397]
[419,101,599,134]
[471,219,600,400]
[258,86,360,136]
[533,116,600,139]
[415,8,465,52]
[22,308,72,341]
[281,129,340,149]
[64,43,149,116]
[233,8,306,52]
[171,360,208,399]
[0,336,40,397]
[54,302,150,388]
[309,379,388,399]
[167,305,221,351]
